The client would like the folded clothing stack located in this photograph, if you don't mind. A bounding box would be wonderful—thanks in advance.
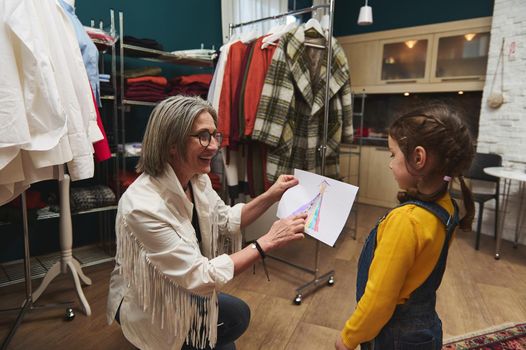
[85,27,117,46]
[167,74,213,98]
[170,48,218,61]
[123,36,163,57]
[125,76,168,102]
[68,185,116,213]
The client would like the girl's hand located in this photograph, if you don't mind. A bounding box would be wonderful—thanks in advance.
[335,336,351,350]
[258,213,306,252]
[265,174,299,203]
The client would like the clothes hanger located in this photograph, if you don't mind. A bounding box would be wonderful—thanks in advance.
[261,22,297,49]
[304,18,324,37]
[303,17,326,49]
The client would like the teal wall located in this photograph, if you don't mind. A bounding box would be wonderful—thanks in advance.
[76,0,223,52]
[333,0,494,36]
[76,0,494,50]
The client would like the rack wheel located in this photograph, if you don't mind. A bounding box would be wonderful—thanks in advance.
[294,294,302,305]
[328,276,335,286]
[65,308,75,321]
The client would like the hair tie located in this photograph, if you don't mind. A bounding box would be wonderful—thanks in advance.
[443,176,452,182]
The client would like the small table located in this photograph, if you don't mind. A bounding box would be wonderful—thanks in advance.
[483,167,526,259]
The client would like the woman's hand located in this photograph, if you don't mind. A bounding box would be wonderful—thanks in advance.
[258,213,307,252]
[335,336,351,350]
[265,174,299,203]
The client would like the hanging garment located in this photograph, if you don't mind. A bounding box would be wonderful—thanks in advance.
[90,89,111,162]
[33,0,102,179]
[217,41,249,148]
[243,35,278,137]
[252,26,353,182]
[58,0,101,107]
[207,39,237,111]
[0,0,102,205]
[0,0,68,205]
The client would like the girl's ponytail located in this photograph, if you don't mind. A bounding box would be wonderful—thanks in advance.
[458,175,475,231]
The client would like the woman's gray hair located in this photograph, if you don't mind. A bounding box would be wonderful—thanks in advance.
[136,95,217,176]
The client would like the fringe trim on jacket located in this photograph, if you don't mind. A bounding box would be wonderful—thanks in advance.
[118,218,218,349]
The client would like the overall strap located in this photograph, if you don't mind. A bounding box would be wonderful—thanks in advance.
[396,199,459,306]
[397,199,459,240]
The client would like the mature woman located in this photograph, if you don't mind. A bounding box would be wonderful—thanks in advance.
[107,95,306,350]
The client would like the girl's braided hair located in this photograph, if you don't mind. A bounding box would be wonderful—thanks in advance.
[388,103,475,230]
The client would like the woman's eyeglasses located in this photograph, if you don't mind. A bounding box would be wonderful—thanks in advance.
[189,130,223,147]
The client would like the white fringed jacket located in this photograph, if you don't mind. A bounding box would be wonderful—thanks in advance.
[107,166,244,350]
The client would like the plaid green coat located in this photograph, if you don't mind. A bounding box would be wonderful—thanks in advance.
[252,26,353,182]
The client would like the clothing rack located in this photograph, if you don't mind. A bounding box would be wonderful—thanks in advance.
[0,166,77,350]
[230,0,336,305]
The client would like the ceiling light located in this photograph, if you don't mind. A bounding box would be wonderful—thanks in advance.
[403,92,410,96]
[357,0,373,26]
[458,91,464,95]
[464,33,476,41]
[405,40,417,49]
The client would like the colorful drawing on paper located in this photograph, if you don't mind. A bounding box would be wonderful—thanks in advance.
[292,180,330,233]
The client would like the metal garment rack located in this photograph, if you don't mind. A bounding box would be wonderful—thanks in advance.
[229,0,336,305]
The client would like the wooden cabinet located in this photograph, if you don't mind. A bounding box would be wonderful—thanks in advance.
[430,28,490,83]
[340,145,399,208]
[339,17,491,94]
[379,34,433,84]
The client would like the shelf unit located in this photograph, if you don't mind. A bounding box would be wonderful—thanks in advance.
[116,11,215,175]
[0,244,114,288]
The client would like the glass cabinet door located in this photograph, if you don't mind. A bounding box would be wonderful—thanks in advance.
[379,36,431,82]
[433,31,490,80]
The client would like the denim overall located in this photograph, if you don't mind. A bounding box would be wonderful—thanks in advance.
[356,199,459,350]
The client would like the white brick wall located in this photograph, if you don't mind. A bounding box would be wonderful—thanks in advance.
[477,0,526,245]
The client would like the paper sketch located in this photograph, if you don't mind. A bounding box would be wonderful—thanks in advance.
[277,169,359,246]
[292,180,329,233]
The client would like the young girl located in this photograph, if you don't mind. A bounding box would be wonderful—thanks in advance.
[336,103,475,350]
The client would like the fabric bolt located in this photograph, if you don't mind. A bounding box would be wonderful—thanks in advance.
[341,194,457,349]
[59,0,101,107]
[252,26,353,182]
[243,36,278,137]
[107,165,244,350]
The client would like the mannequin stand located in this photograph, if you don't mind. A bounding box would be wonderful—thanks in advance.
[1,191,73,350]
[32,168,92,316]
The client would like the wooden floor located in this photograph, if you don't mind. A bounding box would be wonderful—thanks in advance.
[1,203,525,350]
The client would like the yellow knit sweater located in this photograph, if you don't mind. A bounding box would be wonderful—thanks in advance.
[341,194,454,349]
